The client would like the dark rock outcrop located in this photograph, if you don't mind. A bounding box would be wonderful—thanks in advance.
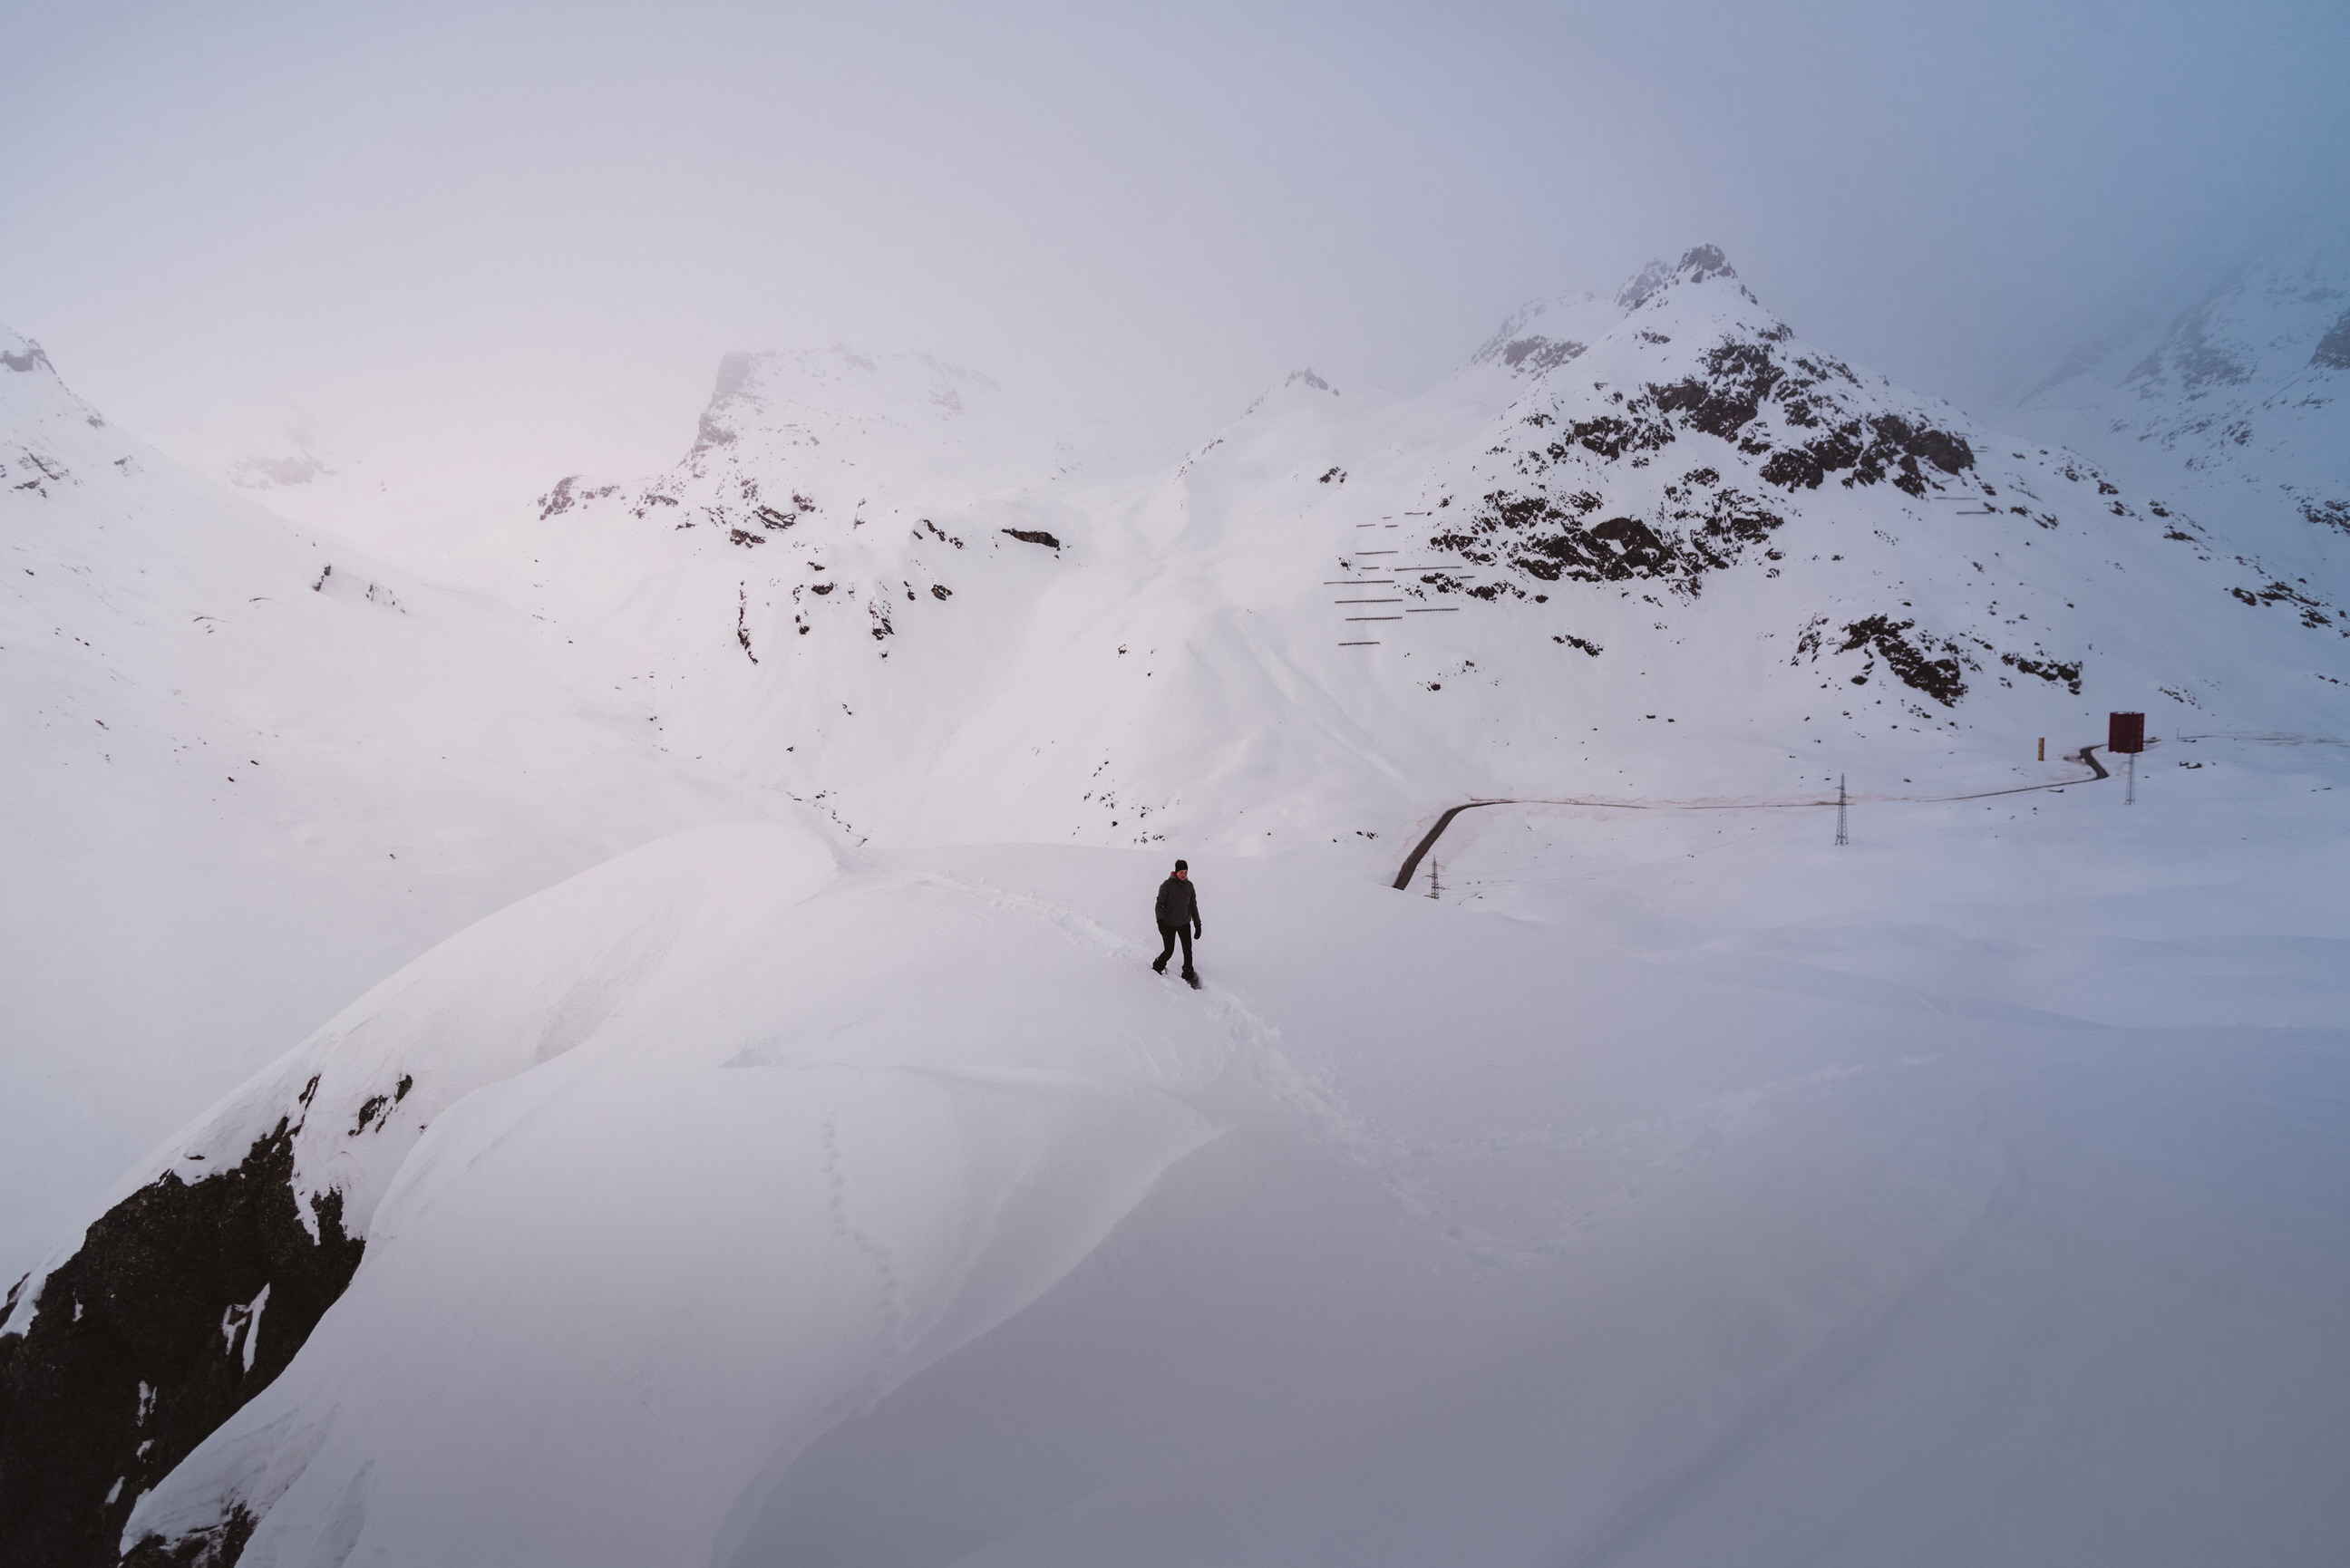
[2313,309,2350,372]
[0,1122,363,1568]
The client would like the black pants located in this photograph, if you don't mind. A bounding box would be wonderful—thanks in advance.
[1156,924,1195,974]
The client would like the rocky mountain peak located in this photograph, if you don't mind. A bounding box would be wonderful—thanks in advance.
[1617,244,1738,312]
[1477,247,1750,381]
[1,330,55,378]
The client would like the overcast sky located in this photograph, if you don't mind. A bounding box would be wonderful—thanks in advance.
[3,0,2345,525]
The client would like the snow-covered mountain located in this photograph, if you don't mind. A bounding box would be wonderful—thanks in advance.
[2014,227,2350,583]
[6,251,2350,1567]
[505,246,2345,853]
[118,391,437,548]
[0,324,780,1292]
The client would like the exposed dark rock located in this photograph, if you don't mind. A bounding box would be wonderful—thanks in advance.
[120,1506,253,1568]
[1554,402,1677,461]
[1001,528,1062,550]
[2300,498,2350,534]
[1649,339,1782,440]
[1676,488,1785,572]
[2313,310,2350,372]
[534,477,619,522]
[1835,616,1971,705]
[1675,244,1734,285]
[1999,650,2084,695]
[1432,475,1782,599]
[1760,413,1971,497]
[0,1122,364,1568]
[1497,337,1587,373]
[2228,578,2338,628]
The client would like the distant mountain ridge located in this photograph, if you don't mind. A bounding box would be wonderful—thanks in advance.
[2014,228,2350,566]
[496,245,2347,855]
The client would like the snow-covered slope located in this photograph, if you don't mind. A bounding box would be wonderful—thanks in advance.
[2015,228,2350,584]
[0,326,778,1287]
[11,747,2346,1567]
[488,344,1089,847]
[503,248,2348,854]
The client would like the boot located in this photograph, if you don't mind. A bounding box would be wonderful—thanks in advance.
[1183,970,1201,990]
[1151,957,1167,974]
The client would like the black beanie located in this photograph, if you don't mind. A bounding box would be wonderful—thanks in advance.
[1174,859,1188,871]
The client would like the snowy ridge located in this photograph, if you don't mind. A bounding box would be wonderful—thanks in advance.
[0,322,782,1292]
[98,822,1230,1565]
[66,791,2350,1567]
[487,343,1093,847]
[2015,227,2350,578]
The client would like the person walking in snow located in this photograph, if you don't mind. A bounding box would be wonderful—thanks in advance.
[1152,859,1203,988]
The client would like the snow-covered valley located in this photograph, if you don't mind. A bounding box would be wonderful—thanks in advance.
[5,247,2348,1566]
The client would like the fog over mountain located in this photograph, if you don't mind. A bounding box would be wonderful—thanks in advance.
[2,0,2345,532]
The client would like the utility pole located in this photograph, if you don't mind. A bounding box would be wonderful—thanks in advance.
[1427,858,1441,901]
[1835,775,1850,847]
[2125,749,2136,807]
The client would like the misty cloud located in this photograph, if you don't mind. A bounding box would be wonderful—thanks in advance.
[1,0,2344,530]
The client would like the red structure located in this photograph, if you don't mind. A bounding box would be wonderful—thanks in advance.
[2108,711,2146,754]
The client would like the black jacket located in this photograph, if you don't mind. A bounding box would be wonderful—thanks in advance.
[1154,876,1200,935]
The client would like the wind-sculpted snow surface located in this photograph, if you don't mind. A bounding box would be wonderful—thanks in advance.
[15,740,2349,1567]
[23,819,1225,1566]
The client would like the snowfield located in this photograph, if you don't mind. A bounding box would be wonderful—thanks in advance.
[5,245,2349,1566]
[63,744,2350,1567]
